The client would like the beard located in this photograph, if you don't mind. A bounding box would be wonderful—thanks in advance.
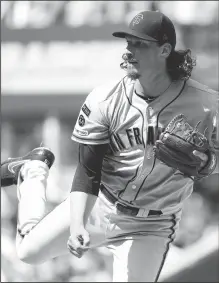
[120,52,141,80]
[125,63,141,80]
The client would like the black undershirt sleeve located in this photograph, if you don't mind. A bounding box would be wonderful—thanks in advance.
[71,143,109,196]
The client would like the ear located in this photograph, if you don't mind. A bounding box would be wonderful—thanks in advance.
[160,43,172,58]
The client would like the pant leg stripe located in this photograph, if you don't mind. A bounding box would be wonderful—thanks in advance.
[154,214,177,282]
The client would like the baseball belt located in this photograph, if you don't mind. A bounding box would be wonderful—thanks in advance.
[100,184,162,217]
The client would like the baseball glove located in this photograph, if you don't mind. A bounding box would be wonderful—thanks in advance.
[154,114,217,179]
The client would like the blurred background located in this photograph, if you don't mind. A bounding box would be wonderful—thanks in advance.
[1,1,219,282]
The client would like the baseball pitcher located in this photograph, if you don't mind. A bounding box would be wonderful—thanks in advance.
[1,11,218,282]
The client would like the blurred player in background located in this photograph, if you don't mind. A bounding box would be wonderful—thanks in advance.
[1,10,218,282]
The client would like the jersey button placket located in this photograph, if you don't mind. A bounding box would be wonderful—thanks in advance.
[146,106,155,160]
[147,106,154,122]
[132,185,137,190]
[121,184,139,201]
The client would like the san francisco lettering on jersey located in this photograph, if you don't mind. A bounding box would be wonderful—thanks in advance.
[110,126,165,152]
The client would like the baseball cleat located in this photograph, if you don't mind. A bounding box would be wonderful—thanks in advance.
[1,147,55,187]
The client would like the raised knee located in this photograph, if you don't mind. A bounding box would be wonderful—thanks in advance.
[17,250,36,265]
[16,245,44,265]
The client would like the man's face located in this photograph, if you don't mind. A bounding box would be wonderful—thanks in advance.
[121,35,161,79]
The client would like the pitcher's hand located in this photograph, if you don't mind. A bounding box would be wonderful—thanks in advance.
[67,226,90,258]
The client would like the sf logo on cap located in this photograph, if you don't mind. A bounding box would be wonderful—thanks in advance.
[132,13,144,26]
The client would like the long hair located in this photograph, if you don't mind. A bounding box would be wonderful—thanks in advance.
[166,49,196,81]
[120,41,196,81]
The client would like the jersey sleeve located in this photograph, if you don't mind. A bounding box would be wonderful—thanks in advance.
[71,144,108,196]
[71,88,110,145]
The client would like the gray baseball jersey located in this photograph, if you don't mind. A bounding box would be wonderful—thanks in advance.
[72,77,218,214]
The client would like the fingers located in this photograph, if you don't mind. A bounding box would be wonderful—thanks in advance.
[67,237,83,258]
[193,150,208,161]
[193,150,208,167]
[67,234,90,258]
[68,245,84,258]
[79,233,90,247]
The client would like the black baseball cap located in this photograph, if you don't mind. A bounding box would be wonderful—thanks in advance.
[112,11,176,49]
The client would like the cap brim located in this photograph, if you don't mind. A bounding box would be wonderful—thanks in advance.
[112,29,158,42]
